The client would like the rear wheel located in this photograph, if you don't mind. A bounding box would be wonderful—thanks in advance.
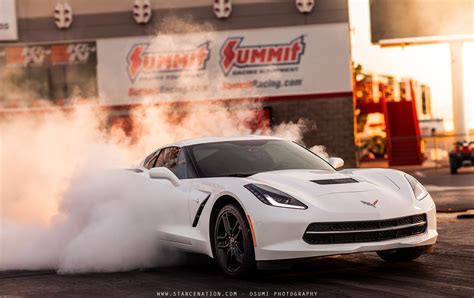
[213,204,255,277]
[450,157,458,174]
[377,247,423,262]
[450,164,458,174]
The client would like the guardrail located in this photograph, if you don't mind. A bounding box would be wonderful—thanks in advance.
[422,133,473,167]
[357,133,473,167]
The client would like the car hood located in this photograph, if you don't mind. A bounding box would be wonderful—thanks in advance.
[250,170,375,196]
[246,169,415,214]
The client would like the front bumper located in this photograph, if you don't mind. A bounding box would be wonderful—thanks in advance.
[252,202,437,261]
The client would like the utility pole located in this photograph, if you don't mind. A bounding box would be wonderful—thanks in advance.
[450,42,468,139]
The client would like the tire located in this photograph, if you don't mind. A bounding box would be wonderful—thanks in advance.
[377,247,423,262]
[450,164,458,174]
[212,203,255,277]
[450,158,458,174]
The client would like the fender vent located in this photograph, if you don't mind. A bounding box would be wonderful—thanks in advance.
[311,178,358,185]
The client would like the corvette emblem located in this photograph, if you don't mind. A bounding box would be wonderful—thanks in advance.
[360,200,379,208]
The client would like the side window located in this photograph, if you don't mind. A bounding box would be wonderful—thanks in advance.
[175,149,188,179]
[143,151,155,166]
[156,147,188,179]
[164,147,180,174]
[155,149,167,168]
[144,151,159,170]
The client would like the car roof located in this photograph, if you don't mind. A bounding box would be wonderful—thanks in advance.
[162,135,286,148]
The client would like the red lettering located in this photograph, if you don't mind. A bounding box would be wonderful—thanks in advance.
[222,39,239,74]
[267,47,283,63]
[219,36,305,75]
[236,48,250,64]
[250,48,266,64]
[172,54,187,69]
[128,45,145,81]
[290,38,302,61]
[143,54,155,70]
[127,43,210,80]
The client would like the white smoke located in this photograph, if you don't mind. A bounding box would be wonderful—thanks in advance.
[310,145,329,160]
[0,19,328,273]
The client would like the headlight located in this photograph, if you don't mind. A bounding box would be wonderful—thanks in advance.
[405,174,428,201]
[244,184,308,210]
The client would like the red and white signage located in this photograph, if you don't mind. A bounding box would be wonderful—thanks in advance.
[97,23,351,105]
[220,36,305,75]
[2,42,97,67]
[127,42,210,81]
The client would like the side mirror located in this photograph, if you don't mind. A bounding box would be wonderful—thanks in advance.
[149,167,181,187]
[329,157,344,169]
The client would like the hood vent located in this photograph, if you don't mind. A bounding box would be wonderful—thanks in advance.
[311,178,358,185]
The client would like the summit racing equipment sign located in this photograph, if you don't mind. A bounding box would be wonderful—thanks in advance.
[127,42,210,82]
[97,23,351,105]
[220,36,305,75]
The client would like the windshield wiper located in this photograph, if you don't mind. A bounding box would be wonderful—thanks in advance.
[221,172,258,177]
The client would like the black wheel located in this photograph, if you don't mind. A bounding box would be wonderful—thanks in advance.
[377,247,423,262]
[213,204,255,277]
[450,158,458,174]
[450,165,458,174]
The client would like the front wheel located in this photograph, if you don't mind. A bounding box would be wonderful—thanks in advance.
[213,203,255,277]
[377,247,423,262]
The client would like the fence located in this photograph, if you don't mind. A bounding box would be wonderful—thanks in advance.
[357,133,473,168]
[422,133,473,167]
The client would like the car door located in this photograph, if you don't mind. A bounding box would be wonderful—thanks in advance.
[146,147,193,245]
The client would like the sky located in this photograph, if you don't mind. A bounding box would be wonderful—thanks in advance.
[348,0,474,132]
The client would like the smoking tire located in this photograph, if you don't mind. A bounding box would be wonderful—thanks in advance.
[377,247,423,262]
[213,203,255,277]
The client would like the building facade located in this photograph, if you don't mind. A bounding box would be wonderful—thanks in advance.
[0,0,356,166]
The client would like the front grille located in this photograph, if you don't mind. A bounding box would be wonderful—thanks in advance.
[303,213,427,245]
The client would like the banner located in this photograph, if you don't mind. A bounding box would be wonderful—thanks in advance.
[0,0,18,41]
[1,42,97,67]
[0,42,98,107]
[97,23,351,105]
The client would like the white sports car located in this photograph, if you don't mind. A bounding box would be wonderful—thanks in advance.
[133,136,437,277]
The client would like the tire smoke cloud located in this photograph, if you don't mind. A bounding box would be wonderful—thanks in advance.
[0,18,325,273]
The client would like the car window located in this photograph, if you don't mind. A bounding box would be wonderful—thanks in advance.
[155,147,187,179]
[155,149,166,168]
[143,151,156,166]
[144,151,159,169]
[188,140,334,177]
[164,147,180,169]
[175,149,188,179]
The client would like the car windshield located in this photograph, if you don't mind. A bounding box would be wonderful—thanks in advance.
[187,139,334,178]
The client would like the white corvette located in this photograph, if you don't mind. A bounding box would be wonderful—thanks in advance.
[133,136,437,276]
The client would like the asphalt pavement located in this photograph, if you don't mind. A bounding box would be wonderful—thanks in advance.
[1,214,473,297]
[1,167,473,297]
[408,166,474,212]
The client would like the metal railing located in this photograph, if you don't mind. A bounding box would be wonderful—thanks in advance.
[357,133,473,168]
[422,133,473,167]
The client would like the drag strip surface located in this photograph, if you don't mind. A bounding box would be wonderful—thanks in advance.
[1,215,473,297]
[411,167,474,212]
